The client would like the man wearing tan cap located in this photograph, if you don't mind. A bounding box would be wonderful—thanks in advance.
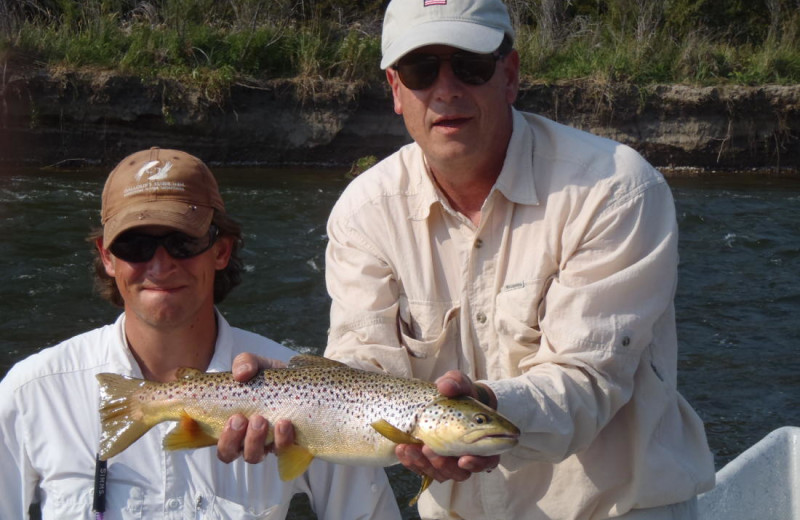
[0,147,401,519]
[232,1,716,519]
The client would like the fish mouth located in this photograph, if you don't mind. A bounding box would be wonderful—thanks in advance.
[463,430,519,445]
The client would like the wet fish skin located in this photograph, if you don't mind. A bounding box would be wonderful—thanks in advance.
[96,355,520,502]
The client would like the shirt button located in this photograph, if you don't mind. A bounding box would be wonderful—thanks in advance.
[476,312,487,324]
[475,238,483,248]
[167,498,181,510]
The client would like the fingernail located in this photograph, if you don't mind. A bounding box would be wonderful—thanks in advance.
[229,415,245,431]
[233,363,253,378]
[252,416,266,431]
[276,422,287,435]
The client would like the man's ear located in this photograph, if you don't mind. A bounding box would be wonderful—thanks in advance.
[386,68,404,115]
[96,237,116,277]
[214,236,234,270]
[502,49,521,105]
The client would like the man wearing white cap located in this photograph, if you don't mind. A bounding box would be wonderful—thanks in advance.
[0,148,401,519]
[319,0,717,518]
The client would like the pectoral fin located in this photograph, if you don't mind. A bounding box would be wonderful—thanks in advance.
[277,444,314,481]
[163,411,218,450]
[409,474,433,506]
[371,419,422,445]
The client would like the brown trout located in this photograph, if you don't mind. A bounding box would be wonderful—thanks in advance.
[96,354,519,504]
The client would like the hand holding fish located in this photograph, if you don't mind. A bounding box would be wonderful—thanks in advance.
[395,370,501,485]
[217,353,293,464]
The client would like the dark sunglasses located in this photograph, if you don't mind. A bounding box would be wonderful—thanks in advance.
[393,50,507,91]
[109,224,219,263]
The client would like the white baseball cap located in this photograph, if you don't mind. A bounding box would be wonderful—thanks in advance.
[381,0,514,70]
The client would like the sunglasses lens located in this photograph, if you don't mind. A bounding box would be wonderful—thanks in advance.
[396,54,440,90]
[163,233,210,259]
[395,52,499,90]
[109,226,218,263]
[452,53,497,85]
[109,234,158,263]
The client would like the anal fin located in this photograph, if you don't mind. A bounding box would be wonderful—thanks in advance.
[409,474,433,506]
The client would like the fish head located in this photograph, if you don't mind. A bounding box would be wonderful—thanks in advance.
[414,396,520,457]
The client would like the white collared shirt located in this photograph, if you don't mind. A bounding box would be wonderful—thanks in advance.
[324,109,715,519]
[0,311,401,519]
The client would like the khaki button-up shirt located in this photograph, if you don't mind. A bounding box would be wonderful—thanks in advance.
[325,109,715,519]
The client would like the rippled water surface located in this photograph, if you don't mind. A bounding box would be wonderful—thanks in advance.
[1,167,798,518]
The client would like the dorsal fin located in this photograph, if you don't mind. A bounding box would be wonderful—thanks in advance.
[287,354,348,369]
[175,367,204,380]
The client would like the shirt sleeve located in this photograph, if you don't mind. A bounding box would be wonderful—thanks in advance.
[0,371,39,519]
[324,210,416,377]
[489,178,680,462]
[302,460,401,520]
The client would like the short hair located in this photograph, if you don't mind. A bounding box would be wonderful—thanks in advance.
[498,34,514,56]
[88,211,244,308]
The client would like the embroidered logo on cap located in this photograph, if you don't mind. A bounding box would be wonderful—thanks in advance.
[424,0,447,6]
[124,160,186,198]
[136,160,173,181]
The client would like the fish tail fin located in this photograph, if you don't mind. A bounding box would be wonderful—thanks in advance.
[96,373,157,460]
[277,444,315,481]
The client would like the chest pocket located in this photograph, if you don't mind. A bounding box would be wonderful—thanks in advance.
[494,281,546,376]
[41,485,145,520]
[203,496,281,519]
[398,296,461,381]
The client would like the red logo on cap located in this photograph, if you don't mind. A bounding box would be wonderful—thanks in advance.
[424,0,447,5]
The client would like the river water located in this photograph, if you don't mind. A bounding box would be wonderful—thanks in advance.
[1,166,798,519]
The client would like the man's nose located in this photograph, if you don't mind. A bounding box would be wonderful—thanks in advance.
[431,58,464,97]
[146,245,177,273]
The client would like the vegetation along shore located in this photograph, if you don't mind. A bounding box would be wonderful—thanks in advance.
[1,0,799,173]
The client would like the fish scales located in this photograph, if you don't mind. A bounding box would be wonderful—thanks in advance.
[97,354,520,503]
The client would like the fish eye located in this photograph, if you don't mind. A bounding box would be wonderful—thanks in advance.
[474,413,491,425]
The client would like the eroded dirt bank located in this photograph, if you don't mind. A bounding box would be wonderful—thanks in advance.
[1,68,798,174]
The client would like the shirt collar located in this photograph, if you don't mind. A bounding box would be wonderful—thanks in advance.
[108,313,142,377]
[207,309,234,372]
[109,308,233,376]
[409,108,539,221]
[493,108,539,206]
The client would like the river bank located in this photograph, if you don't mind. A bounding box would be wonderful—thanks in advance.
[1,66,799,174]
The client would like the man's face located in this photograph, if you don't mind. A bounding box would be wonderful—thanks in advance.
[98,225,232,330]
[386,45,520,174]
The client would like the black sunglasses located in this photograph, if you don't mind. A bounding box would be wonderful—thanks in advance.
[392,50,507,91]
[109,224,219,263]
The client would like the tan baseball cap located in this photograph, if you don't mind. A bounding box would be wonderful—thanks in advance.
[380,0,514,69]
[100,147,225,246]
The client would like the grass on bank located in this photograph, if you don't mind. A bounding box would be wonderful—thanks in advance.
[2,0,800,95]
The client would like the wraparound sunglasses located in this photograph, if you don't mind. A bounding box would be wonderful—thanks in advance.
[109,224,219,263]
[392,49,508,91]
